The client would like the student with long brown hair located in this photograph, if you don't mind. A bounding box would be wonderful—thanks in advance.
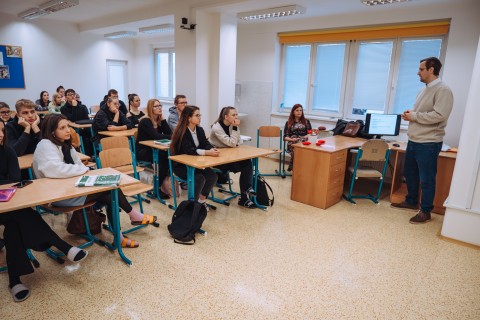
[283,103,312,171]
[170,105,218,207]
[33,114,157,248]
[136,98,172,199]
[126,93,146,126]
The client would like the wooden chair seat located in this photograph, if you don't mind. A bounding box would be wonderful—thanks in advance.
[121,183,153,197]
[40,201,97,213]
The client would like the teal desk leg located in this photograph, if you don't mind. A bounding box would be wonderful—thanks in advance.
[148,148,172,208]
[27,168,33,180]
[110,188,132,266]
[186,165,206,235]
[74,127,86,154]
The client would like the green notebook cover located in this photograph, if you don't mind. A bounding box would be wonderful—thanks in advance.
[154,139,171,146]
[75,174,121,187]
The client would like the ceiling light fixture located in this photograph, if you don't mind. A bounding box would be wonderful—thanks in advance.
[361,0,410,6]
[39,0,79,13]
[18,8,49,20]
[139,24,174,34]
[237,5,306,21]
[104,31,137,39]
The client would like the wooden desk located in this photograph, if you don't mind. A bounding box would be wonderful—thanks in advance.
[291,136,457,213]
[389,142,456,214]
[169,145,278,209]
[291,136,365,209]
[0,168,140,265]
[69,122,93,155]
[98,128,138,154]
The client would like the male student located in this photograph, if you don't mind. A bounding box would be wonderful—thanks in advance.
[99,89,128,115]
[391,57,453,224]
[167,94,188,131]
[92,96,132,143]
[5,99,41,156]
[60,88,93,156]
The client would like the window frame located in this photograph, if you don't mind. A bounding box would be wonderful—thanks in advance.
[154,48,175,100]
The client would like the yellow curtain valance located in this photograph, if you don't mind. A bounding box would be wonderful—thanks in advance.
[278,20,450,44]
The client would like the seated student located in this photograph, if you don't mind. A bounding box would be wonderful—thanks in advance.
[0,101,13,124]
[99,89,128,115]
[0,121,88,303]
[126,93,146,126]
[167,94,187,131]
[209,107,256,208]
[56,85,66,104]
[136,99,172,199]
[92,97,133,144]
[48,93,64,114]
[5,99,41,156]
[283,103,312,171]
[32,114,157,248]
[60,88,93,155]
[170,105,219,207]
[35,91,50,111]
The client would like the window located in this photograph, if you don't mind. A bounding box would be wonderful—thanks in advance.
[278,22,447,119]
[154,48,175,100]
[106,60,128,102]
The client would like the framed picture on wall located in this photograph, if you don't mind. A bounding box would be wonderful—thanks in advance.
[0,44,25,89]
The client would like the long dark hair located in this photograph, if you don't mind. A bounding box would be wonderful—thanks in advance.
[213,106,235,126]
[39,91,49,107]
[170,105,199,156]
[41,114,72,148]
[287,104,307,129]
[128,93,138,111]
[0,121,7,147]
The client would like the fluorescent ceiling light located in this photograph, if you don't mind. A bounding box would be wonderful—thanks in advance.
[18,8,49,20]
[237,5,306,21]
[361,0,410,6]
[39,0,79,13]
[139,24,174,34]
[104,31,137,39]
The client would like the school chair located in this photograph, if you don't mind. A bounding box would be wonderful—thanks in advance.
[256,126,286,178]
[209,168,240,206]
[342,139,391,204]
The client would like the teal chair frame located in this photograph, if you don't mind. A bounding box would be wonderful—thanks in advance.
[256,126,287,178]
[343,139,391,204]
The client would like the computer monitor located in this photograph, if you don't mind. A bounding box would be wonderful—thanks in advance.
[364,113,401,139]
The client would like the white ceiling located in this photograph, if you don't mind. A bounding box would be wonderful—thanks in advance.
[0,0,460,36]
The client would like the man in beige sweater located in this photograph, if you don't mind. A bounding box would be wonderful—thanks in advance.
[391,57,453,224]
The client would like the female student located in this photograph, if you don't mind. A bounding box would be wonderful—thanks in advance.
[0,121,88,303]
[126,93,146,126]
[0,101,13,124]
[92,97,133,143]
[35,91,50,111]
[136,99,172,199]
[48,93,64,114]
[283,104,312,171]
[33,114,157,248]
[170,105,219,206]
[209,107,256,208]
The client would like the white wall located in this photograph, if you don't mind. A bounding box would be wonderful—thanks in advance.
[0,13,136,109]
[235,0,480,147]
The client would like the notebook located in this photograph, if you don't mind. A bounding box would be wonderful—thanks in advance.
[0,188,17,202]
[154,139,171,146]
[75,174,121,187]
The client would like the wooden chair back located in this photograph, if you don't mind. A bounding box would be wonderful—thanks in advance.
[70,127,81,149]
[258,126,281,138]
[359,139,389,162]
[100,136,130,151]
[90,105,100,114]
[99,148,132,168]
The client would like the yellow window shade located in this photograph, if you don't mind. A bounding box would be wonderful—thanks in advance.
[279,21,450,44]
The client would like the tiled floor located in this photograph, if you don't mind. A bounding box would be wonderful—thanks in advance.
[1,159,479,319]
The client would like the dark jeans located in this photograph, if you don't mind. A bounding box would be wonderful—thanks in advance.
[173,165,217,201]
[403,140,442,213]
[217,159,253,196]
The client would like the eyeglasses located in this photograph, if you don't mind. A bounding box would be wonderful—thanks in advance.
[66,93,76,96]
[153,105,162,108]
[0,111,10,115]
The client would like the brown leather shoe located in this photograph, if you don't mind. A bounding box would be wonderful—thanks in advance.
[409,210,432,224]
[390,202,418,211]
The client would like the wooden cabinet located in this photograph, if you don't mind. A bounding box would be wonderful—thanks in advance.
[390,149,456,214]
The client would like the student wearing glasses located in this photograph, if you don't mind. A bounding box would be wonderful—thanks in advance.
[0,121,88,302]
[0,102,13,124]
[167,94,188,131]
[170,105,218,207]
[209,106,256,208]
[126,93,146,126]
[136,99,172,199]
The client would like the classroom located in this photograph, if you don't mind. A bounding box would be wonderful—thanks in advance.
[1,0,480,318]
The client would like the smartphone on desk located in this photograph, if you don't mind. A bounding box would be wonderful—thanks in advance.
[13,180,33,188]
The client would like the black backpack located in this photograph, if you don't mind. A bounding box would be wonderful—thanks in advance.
[255,175,274,206]
[167,200,207,245]
[331,119,349,135]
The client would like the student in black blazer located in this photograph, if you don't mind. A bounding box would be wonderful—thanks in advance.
[170,105,218,206]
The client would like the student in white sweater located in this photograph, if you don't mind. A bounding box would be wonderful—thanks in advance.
[390,57,453,224]
[33,114,158,248]
[209,107,256,208]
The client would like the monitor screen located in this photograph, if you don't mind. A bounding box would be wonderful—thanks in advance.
[364,113,401,137]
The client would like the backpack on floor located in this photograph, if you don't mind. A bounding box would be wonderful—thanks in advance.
[255,175,274,206]
[167,200,207,245]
